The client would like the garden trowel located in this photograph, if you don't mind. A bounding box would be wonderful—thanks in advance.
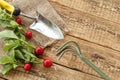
[0,0,64,39]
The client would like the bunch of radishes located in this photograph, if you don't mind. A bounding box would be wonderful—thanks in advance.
[16,17,53,71]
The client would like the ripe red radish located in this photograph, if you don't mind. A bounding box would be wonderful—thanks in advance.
[24,63,32,71]
[34,47,44,56]
[25,31,32,39]
[16,17,22,25]
[43,58,53,68]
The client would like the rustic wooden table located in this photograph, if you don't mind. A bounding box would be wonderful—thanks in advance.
[0,0,120,80]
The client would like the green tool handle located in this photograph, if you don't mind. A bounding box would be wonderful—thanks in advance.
[81,55,111,80]
[0,0,21,16]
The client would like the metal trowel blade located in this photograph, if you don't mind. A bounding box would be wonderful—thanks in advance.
[30,14,64,39]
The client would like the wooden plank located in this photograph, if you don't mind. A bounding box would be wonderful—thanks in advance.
[0,64,102,80]
[49,0,120,52]
[49,0,120,24]
[0,77,6,80]
[45,35,120,80]
[0,69,46,80]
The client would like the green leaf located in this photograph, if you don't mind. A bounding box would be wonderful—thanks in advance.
[10,21,18,28]
[19,34,25,40]
[0,8,23,29]
[15,50,25,60]
[9,48,15,59]
[13,64,18,69]
[0,30,18,39]
[22,49,37,62]
[0,21,11,28]
[0,56,14,64]
[2,64,13,75]
[21,49,37,58]
[9,20,19,29]
[27,47,34,53]
[30,58,36,62]
[24,54,31,62]
[3,41,18,52]
[0,8,12,20]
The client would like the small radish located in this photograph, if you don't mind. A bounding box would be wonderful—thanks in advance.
[24,63,32,71]
[26,31,32,39]
[34,47,44,56]
[15,17,22,25]
[43,58,53,68]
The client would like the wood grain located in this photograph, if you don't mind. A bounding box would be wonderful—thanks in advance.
[0,0,120,80]
[0,64,103,80]
[50,0,120,24]
[49,0,120,52]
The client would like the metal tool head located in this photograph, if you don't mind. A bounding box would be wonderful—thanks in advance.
[29,11,64,39]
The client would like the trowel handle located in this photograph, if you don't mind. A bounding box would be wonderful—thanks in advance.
[0,0,21,16]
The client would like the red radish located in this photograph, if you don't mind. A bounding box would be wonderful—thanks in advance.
[34,47,44,56]
[43,58,53,68]
[25,31,32,39]
[24,63,32,71]
[15,17,22,25]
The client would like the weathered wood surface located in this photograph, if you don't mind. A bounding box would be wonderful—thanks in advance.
[0,0,120,80]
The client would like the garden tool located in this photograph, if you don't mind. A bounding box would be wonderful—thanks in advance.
[56,41,111,80]
[0,0,64,39]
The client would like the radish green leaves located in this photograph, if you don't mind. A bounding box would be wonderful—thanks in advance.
[0,8,41,75]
